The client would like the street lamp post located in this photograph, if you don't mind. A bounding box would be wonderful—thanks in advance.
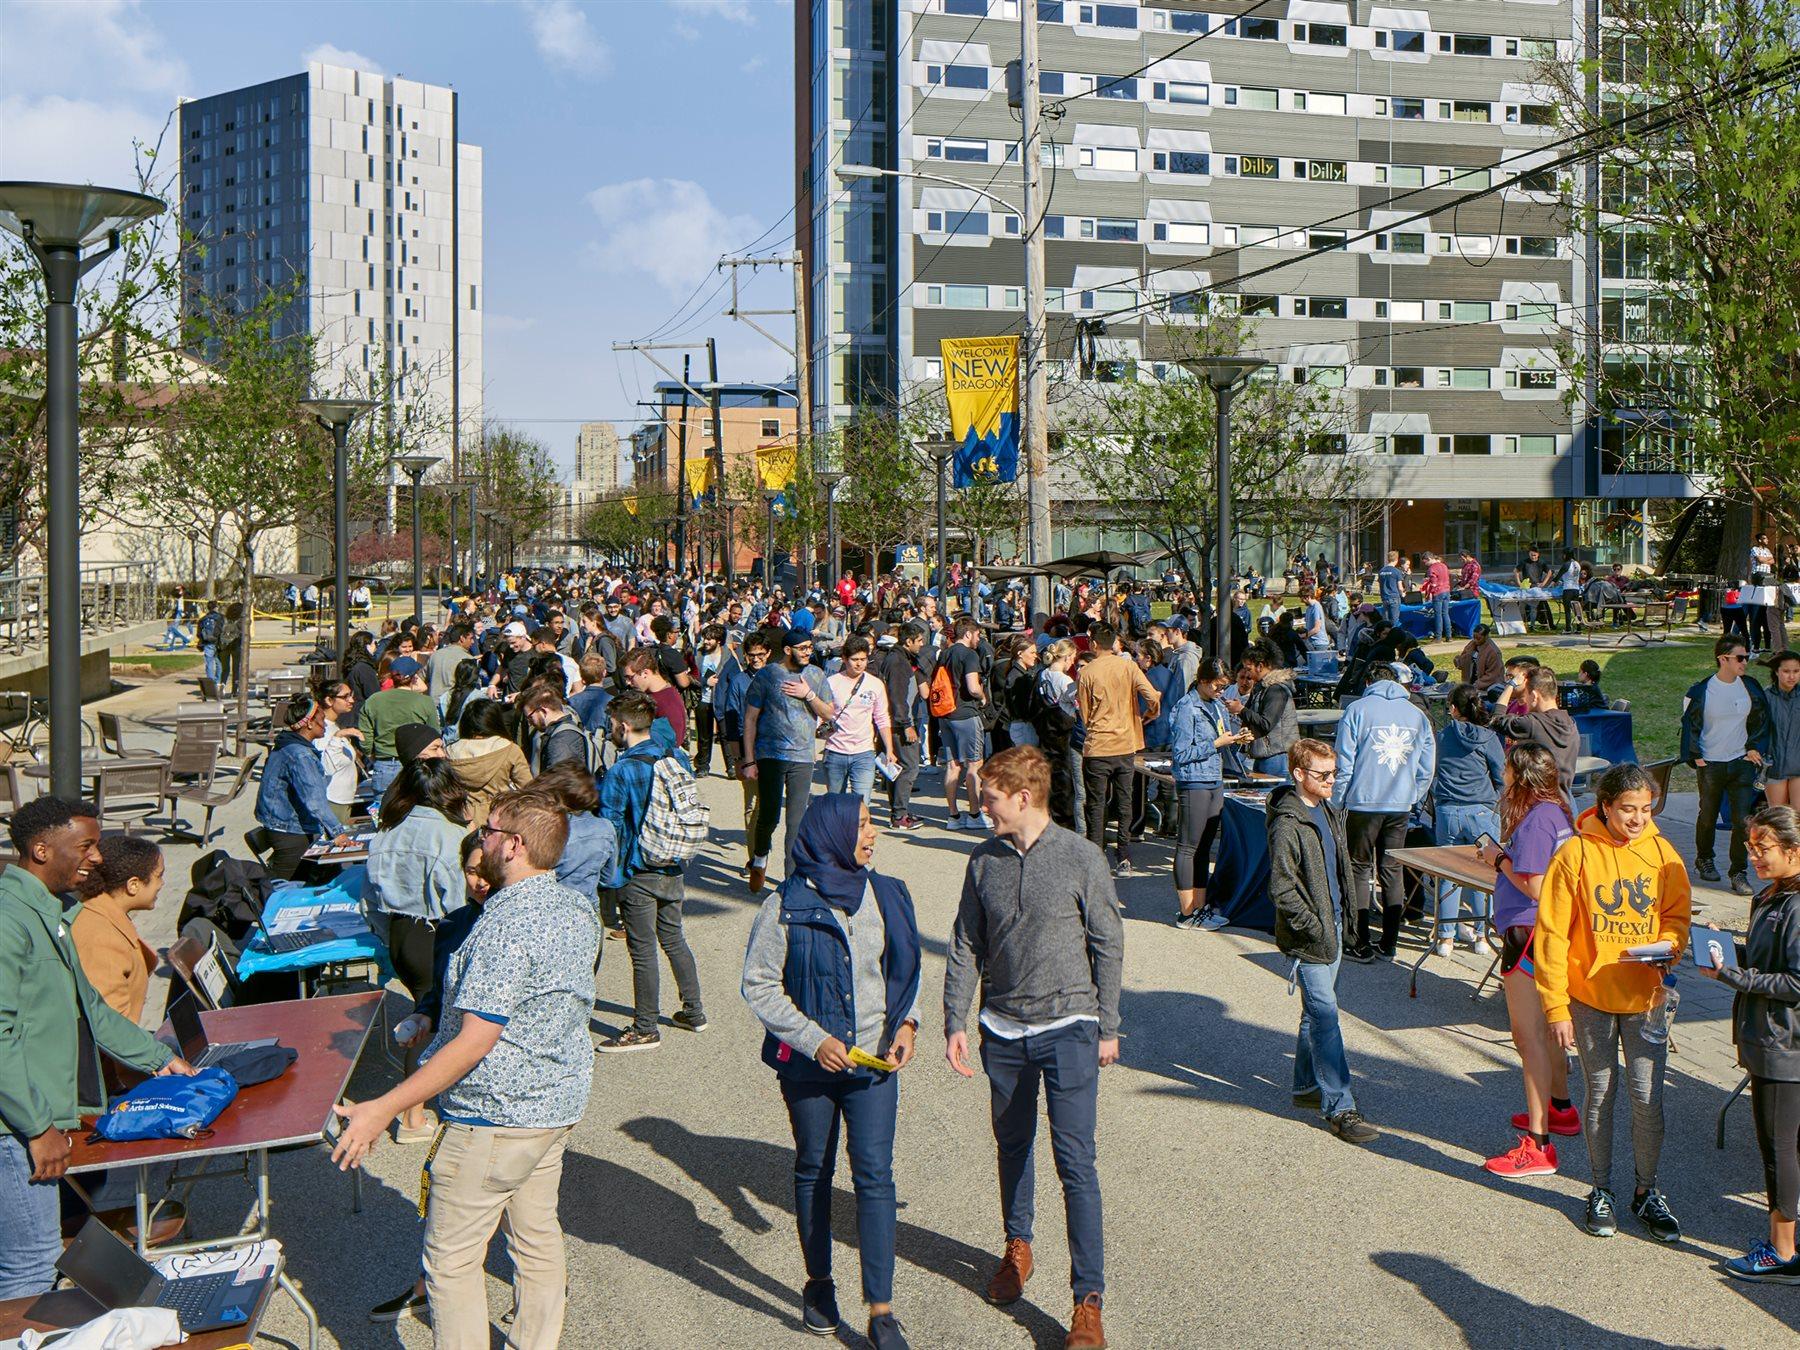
[0,183,163,799]
[816,471,845,593]
[1183,357,1270,662]
[918,440,959,609]
[760,489,782,586]
[721,498,738,587]
[299,397,376,662]
[395,454,441,626]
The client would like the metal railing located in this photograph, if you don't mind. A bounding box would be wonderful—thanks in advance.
[0,562,160,655]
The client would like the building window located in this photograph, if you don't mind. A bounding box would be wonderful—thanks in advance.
[929,63,988,90]
[761,418,781,437]
[1452,101,1492,123]
[1079,3,1136,28]
[1156,80,1209,105]
[1224,85,1279,111]
[1390,434,1426,455]
[1240,16,1279,39]
[1454,34,1493,57]
[1391,97,1425,120]
[1151,150,1209,175]
[1300,296,1348,318]
[1298,22,1347,46]
[1308,229,1346,250]
[1447,368,1492,389]
[1507,369,1558,390]
[1451,434,1491,454]
[1390,232,1426,255]
[1515,434,1557,455]
[1096,217,1138,241]
[1078,145,1138,171]
[1044,215,1065,238]
[1234,154,1280,179]
[929,137,989,162]
[1152,220,1210,244]
[1094,76,1138,100]
[1306,160,1348,183]
[1391,30,1426,54]
[1239,294,1279,316]
[944,0,987,14]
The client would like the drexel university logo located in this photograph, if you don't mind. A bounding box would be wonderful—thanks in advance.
[1593,873,1656,918]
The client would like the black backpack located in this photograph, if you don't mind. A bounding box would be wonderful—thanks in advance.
[197,612,223,645]
[177,850,277,943]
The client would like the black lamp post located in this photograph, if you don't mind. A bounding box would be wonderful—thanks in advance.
[816,471,845,593]
[918,440,959,608]
[299,397,376,662]
[1183,357,1270,662]
[760,489,783,586]
[0,182,163,798]
[395,454,440,626]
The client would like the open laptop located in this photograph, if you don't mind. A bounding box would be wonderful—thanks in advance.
[249,903,346,955]
[168,992,278,1069]
[56,1216,271,1334]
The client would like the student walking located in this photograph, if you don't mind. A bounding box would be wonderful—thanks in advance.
[944,746,1123,1350]
[1698,805,1800,1282]
[1682,635,1772,895]
[1535,763,1691,1240]
[1076,625,1161,876]
[1762,650,1800,809]
[1269,737,1380,1144]
[743,630,835,893]
[823,635,899,802]
[741,795,921,1349]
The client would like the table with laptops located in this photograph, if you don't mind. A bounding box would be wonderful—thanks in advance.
[40,990,383,1350]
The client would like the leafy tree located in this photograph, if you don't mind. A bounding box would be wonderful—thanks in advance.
[467,424,560,572]
[825,407,934,576]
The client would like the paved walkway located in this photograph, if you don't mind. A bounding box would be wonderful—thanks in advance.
[67,638,1798,1348]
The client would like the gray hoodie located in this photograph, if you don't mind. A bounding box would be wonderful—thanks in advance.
[944,824,1124,1039]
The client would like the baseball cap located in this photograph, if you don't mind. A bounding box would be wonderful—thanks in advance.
[501,621,529,638]
[390,655,423,679]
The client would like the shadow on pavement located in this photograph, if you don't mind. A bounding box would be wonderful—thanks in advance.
[1371,1251,1674,1347]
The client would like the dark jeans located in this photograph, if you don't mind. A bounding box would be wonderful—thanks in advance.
[695,705,718,774]
[887,735,921,817]
[1695,757,1758,874]
[781,1071,899,1306]
[1346,810,1408,949]
[752,758,815,871]
[980,1020,1103,1300]
[1292,955,1355,1118]
[266,829,313,882]
[1747,603,1774,652]
[619,870,703,1035]
[1082,754,1136,862]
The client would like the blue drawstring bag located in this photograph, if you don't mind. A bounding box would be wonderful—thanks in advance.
[91,1067,238,1141]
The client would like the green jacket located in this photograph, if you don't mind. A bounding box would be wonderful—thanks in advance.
[0,865,171,1136]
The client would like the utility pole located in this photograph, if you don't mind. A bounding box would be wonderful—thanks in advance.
[792,249,813,595]
[707,337,727,582]
[1019,4,1052,619]
[674,352,692,571]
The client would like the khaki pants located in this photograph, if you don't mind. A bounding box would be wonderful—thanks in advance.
[424,1123,572,1350]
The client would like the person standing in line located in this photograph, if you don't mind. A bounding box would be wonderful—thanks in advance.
[360,656,441,801]
[429,623,476,701]
[743,631,836,894]
[824,635,899,803]
[1474,745,1579,1179]
[255,693,351,880]
[937,618,991,831]
[943,747,1123,1350]
[0,799,194,1301]
[1076,624,1161,878]
[1514,546,1554,631]
[717,631,772,851]
[1421,553,1454,642]
[1535,763,1690,1242]
[874,625,926,830]
[596,692,706,1053]
[1333,664,1436,962]
[520,687,592,776]
[742,795,921,1349]
[1225,642,1298,778]
[1431,686,1505,958]
[1701,805,1800,1283]
[332,790,600,1350]
[1681,635,1771,896]
[1169,658,1251,930]
[1377,552,1406,626]
[1762,650,1800,809]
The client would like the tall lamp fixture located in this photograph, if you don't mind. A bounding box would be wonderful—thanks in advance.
[816,471,846,593]
[760,488,783,586]
[299,397,376,663]
[395,454,441,625]
[1182,357,1270,662]
[918,440,960,609]
[0,182,163,798]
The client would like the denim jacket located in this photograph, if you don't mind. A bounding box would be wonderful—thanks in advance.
[362,806,470,921]
[1169,690,1237,788]
[255,730,340,840]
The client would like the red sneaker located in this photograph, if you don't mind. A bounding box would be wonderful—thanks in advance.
[1484,1133,1558,1179]
[1511,1104,1581,1137]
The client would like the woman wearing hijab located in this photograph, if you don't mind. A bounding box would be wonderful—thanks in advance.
[741,794,920,1350]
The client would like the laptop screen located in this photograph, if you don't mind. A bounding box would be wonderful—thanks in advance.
[167,992,210,1060]
[56,1217,163,1308]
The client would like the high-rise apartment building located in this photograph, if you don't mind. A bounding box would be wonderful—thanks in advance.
[575,421,623,494]
[798,0,1697,570]
[178,61,483,491]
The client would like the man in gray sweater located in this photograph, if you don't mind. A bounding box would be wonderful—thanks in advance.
[944,745,1123,1350]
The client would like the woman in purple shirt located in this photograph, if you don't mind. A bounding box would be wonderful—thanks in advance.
[1475,744,1577,1179]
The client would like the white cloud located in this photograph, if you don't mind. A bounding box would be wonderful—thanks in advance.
[741,55,767,74]
[520,0,611,75]
[584,178,759,294]
[304,43,386,76]
[0,0,187,99]
[0,94,170,189]
[667,0,757,23]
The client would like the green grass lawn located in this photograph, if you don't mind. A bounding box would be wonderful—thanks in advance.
[115,652,203,672]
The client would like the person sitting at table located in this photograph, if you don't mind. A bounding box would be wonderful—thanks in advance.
[1170,658,1251,930]
[1432,686,1504,959]
[1492,666,1580,803]
[255,693,352,880]
[71,835,164,1026]
[446,697,534,830]
[0,798,193,1301]
[1562,659,1608,716]
[364,758,472,1145]
[1453,624,1505,697]
[1762,651,1800,810]
[1498,655,1539,718]
[1474,745,1577,1179]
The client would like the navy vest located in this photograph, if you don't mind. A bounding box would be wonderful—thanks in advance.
[760,871,921,1084]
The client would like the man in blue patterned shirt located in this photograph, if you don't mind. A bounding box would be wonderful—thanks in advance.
[332,789,600,1350]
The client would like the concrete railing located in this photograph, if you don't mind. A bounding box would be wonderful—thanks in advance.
[0,562,161,655]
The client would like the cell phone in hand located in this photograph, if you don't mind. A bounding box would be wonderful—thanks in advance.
[1477,832,1507,861]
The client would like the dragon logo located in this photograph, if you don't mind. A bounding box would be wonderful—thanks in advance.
[1372,724,1416,773]
[1593,873,1655,917]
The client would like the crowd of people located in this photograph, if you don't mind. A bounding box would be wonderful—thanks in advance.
[3,556,1798,1350]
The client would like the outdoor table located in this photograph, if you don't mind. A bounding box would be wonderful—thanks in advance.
[1296,707,1344,731]
[0,1278,281,1350]
[1392,845,1498,997]
[238,865,392,990]
[1395,598,1481,641]
[1204,792,1278,931]
[20,755,170,783]
[1572,709,1636,765]
[62,991,381,1350]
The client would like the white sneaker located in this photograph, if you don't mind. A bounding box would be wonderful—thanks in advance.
[1433,938,1454,959]
[944,814,967,831]
[1469,934,1496,958]
[1199,909,1231,931]
[1454,924,1476,945]
[977,812,993,829]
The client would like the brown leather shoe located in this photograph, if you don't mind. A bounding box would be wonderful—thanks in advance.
[1065,1293,1106,1349]
[985,1236,1033,1304]
[747,864,766,894]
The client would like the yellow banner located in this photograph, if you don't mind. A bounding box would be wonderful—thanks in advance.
[624,495,638,517]
[756,443,796,492]
[685,457,715,500]
[941,335,1019,486]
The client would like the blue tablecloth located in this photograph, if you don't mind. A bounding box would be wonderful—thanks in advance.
[1208,795,1274,932]
[236,864,391,981]
[1573,710,1636,765]
[1396,598,1482,641]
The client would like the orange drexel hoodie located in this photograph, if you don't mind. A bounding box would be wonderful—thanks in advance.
[1535,808,1692,1023]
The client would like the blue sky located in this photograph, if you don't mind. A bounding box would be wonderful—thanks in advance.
[0,0,800,473]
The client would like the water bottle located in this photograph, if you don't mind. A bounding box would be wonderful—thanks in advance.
[1641,973,1679,1046]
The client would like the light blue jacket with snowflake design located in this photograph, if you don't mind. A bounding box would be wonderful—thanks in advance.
[1330,679,1437,815]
